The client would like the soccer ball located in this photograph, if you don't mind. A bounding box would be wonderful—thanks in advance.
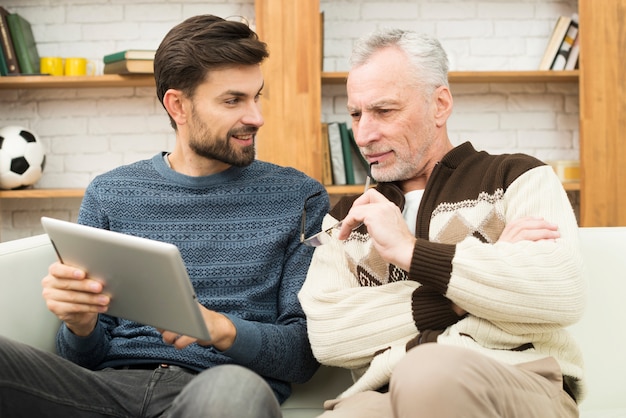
[0,126,46,190]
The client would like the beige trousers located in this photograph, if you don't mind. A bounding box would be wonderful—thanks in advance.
[318,343,578,418]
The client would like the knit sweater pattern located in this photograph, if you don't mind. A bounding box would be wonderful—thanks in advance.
[56,153,329,403]
[299,142,586,401]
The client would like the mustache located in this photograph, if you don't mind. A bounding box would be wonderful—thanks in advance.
[229,126,259,137]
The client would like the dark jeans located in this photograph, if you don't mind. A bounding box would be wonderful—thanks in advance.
[0,336,281,418]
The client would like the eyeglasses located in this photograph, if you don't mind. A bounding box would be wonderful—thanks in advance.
[300,174,373,247]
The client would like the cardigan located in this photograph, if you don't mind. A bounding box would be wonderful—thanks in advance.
[299,142,586,401]
[56,153,329,403]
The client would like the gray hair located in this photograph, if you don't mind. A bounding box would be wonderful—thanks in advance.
[350,28,449,90]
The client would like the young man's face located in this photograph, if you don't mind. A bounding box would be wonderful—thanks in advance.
[185,65,265,167]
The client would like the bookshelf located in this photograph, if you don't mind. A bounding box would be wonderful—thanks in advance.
[254,0,625,227]
[1,0,624,226]
[0,49,580,199]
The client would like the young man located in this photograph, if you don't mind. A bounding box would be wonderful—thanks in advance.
[0,15,328,417]
[299,29,584,417]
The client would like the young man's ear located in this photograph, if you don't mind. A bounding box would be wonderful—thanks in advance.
[163,89,188,127]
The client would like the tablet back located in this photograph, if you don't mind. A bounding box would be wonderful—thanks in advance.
[41,217,211,340]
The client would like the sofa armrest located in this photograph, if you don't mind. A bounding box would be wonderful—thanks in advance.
[0,234,60,352]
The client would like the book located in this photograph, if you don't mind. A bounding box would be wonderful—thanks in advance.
[320,123,333,185]
[6,12,39,74]
[103,49,156,64]
[551,14,579,70]
[538,15,572,71]
[338,122,355,184]
[347,127,369,184]
[103,59,154,74]
[326,122,346,185]
[564,34,580,70]
[0,45,8,75]
[0,7,20,74]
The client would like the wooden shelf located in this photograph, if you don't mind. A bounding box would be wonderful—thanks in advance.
[0,74,155,89]
[322,70,579,85]
[0,181,580,199]
[562,181,580,192]
[327,182,580,195]
[0,70,579,90]
[0,189,85,198]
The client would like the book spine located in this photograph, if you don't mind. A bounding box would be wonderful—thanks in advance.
[551,19,578,71]
[6,13,38,74]
[338,122,355,184]
[327,122,346,185]
[0,45,8,75]
[320,123,333,186]
[564,35,580,71]
[103,51,127,64]
[0,9,19,74]
[538,16,571,71]
[347,127,370,184]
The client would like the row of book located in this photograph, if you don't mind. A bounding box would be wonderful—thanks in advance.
[103,49,155,75]
[0,6,40,76]
[321,122,370,186]
[539,13,580,71]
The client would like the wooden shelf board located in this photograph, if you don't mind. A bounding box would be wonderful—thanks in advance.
[326,181,579,195]
[562,181,580,192]
[0,182,579,199]
[0,189,85,198]
[322,70,579,84]
[0,71,579,90]
[0,74,155,89]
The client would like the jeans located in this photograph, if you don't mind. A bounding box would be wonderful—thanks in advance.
[0,336,281,418]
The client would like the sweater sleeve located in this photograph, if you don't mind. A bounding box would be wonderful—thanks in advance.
[298,214,420,369]
[414,166,585,334]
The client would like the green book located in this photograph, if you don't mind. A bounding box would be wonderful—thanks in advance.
[338,122,355,184]
[6,13,39,74]
[0,45,8,75]
[347,128,370,184]
[103,49,155,64]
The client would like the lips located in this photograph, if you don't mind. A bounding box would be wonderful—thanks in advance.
[232,132,255,146]
[364,150,392,164]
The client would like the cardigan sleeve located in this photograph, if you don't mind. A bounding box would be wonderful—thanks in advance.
[298,214,420,369]
[415,165,585,333]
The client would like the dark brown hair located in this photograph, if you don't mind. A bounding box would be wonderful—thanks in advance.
[154,15,269,128]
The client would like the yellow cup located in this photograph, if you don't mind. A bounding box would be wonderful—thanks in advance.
[40,56,64,76]
[64,57,95,76]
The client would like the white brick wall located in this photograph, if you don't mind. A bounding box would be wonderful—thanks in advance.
[0,0,579,240]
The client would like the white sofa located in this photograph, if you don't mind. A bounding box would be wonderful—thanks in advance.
[1,228,625,417]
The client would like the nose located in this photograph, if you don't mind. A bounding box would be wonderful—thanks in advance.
[352,114,377,147]
[242,101,264,128]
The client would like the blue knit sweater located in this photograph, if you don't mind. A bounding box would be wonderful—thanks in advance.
[55,153,329,403]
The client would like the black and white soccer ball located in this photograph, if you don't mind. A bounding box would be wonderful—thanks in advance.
[0,126,46,190]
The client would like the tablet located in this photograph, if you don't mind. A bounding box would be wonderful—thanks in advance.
[40,216,211,340]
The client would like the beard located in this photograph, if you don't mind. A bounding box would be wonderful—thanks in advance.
[188,112,257,167]
[367,130,437,183]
